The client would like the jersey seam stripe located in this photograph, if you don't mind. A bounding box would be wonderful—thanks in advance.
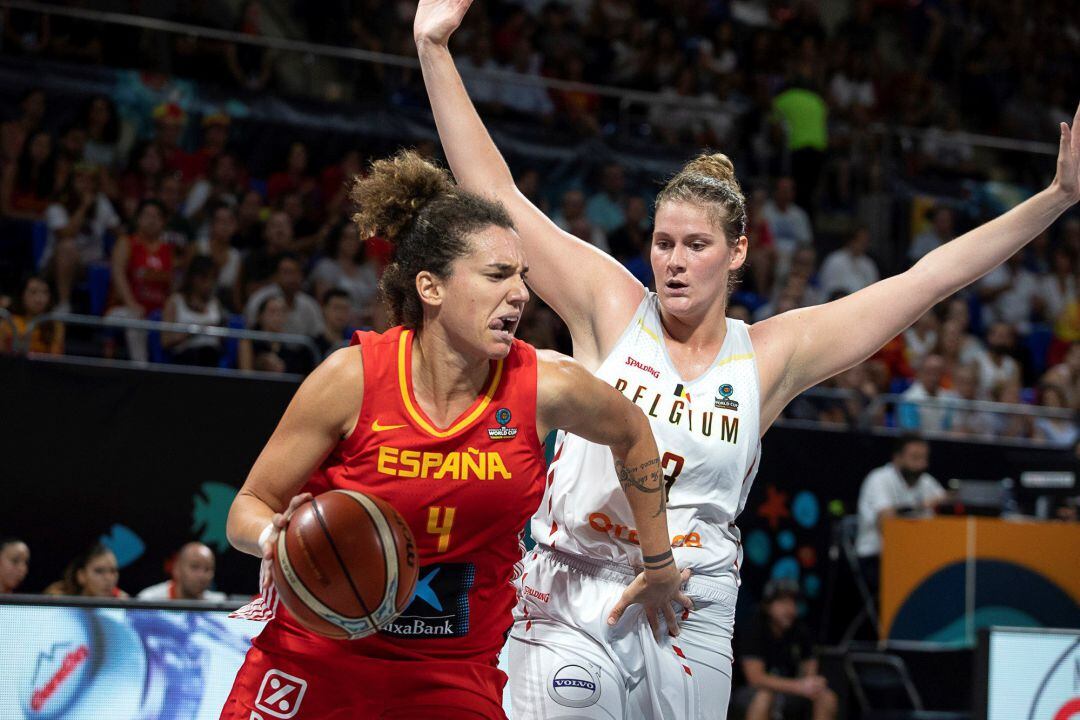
[311,496,375,619]
[397,330,504,438]
[713,352,755,369]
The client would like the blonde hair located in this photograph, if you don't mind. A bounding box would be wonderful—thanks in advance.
[655,152,746,246]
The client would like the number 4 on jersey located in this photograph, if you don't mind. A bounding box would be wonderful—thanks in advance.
[427,506,456,552]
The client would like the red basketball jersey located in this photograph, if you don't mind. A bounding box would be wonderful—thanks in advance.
[277,326,547,664]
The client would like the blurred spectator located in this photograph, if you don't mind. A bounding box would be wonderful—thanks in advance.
[950,365,995,438]
[311,222,378,324]
[267,142,316,206]
[43,164,121,311]
[195,204,242,309]
[1039,246,1077,323]
[162,256,224,367]
[1,130,58,221]
[0,538,30,594]
[1031,384,1078,449]
[158,172,195,251]
[244,254,324,337]
[226,0,275,92]
[190,113,231,180]
[185,152,244,224]
[240,209,293,300]
[554,189,608,251]
[2,9,49,57]
[151,103,196,182]
[239,294,313,374]
[732,579,838,720]
[0,275,63,354]
[855,435,945,592]
[79,95,121,170]
[990,381,1032,439]
[234,189,267,251]
[314,288,352,358]
[44,542,127,598]
[585,163,628,234]
[456,34,502,112]
[772,80,828,212]
[762,177,812,262]
[974,322,1021,396]
[898,354,957,432]
[137,542,225,601]
[1,88,46,165]
[550,56,600,135]
[320,149,363,219]
[107,199,175,362]
[978,250,1042,331]
[904,311,939,371]
[499,39,554,120]
[818,226,878,297]
[119,142,165,221]
[909,206,954,264]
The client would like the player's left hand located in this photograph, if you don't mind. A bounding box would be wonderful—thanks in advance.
[608,565,693,641]
[1051,101,1080,203]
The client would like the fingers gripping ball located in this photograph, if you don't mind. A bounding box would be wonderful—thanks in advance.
[271,490,418,639]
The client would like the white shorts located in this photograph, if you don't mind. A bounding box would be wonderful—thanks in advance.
[506,546,737,720]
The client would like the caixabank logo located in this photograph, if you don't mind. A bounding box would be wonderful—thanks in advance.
[1026,636,1080,720]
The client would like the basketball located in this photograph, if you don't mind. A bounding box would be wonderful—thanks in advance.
[271,490,418,639]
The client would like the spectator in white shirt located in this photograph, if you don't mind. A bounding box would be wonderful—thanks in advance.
[978,250,1042,330]
[456,35,502,110]
[42,164,121,312]
[904,311,939,369]
[137,542,225,602]
[762,176,813,256]
[909,206,955,263]
[244,254,325,337]
[898,354,958,432]
[818,226,880,296]
[855,435,946,592]
[975,322,1021,395]
[499,40,554,120]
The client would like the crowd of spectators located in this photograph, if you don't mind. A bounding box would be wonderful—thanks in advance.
[0,0,1076,447]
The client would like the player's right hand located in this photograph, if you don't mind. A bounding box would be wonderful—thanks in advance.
[608,565,692,642]
[258,492,313,597]
[414,0,474,47]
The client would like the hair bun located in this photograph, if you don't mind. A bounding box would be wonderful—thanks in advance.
[683,152,740,192]
[351,150,454,244]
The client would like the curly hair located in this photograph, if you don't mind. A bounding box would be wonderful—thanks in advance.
[351,150,514,329]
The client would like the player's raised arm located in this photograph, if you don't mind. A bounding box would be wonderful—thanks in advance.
[536,349,690,637]
[753,104,1080,428]
[413,0,644,366]
[226,346,365,557]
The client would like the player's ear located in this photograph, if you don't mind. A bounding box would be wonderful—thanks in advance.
[415,270,444,308]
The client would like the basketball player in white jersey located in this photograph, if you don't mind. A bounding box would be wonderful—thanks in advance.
[414,3,1080,716]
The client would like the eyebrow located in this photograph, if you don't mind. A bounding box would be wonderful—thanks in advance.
[485,263,529,273]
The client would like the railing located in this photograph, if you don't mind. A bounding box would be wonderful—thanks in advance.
[0,0,1059,158]
[776,387,1076,449]
[18,312,322,371]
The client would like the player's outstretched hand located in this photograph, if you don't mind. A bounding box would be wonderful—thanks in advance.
[258,492,313,597]
[608,565,693,642]
[1051,101,1080,204]
[414,0,474,47]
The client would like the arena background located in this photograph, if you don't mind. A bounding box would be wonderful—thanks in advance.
[0,0,1077,718]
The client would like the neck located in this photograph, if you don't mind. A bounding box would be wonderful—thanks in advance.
[658,301,729,351]
[411,326,490,421]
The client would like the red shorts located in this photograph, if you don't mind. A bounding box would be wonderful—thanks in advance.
[219,620,507,720]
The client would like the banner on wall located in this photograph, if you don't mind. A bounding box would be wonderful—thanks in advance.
[0,600,263,720]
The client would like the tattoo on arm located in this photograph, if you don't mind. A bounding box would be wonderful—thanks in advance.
[615,457,665,517]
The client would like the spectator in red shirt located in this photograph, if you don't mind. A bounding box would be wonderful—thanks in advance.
[189,112,231,181]
[44,543,128,598]
[320,148,362,218]
[107,199,174,361]
[267,141,316,206]
[119,141,164,221]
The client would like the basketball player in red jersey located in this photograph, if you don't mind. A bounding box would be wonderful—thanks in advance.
[220,151,689,720]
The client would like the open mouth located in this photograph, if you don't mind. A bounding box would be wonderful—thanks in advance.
[488,314,521,342]
[665,279,689,293]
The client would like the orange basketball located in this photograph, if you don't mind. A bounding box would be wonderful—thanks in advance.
[271,490,418,639]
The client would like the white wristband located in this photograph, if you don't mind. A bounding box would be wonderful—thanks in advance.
[258,522,274,550]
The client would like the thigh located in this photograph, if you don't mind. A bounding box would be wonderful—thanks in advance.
[508,618,626,720]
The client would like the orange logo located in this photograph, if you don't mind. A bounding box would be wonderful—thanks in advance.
[371,419,407,432]
[587,511,702,548]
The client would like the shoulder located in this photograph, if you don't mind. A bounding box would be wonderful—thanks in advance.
[864,464,893,485]
[137,581,169,599]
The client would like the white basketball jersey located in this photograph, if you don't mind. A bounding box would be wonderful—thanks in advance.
[532,293,761,581]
